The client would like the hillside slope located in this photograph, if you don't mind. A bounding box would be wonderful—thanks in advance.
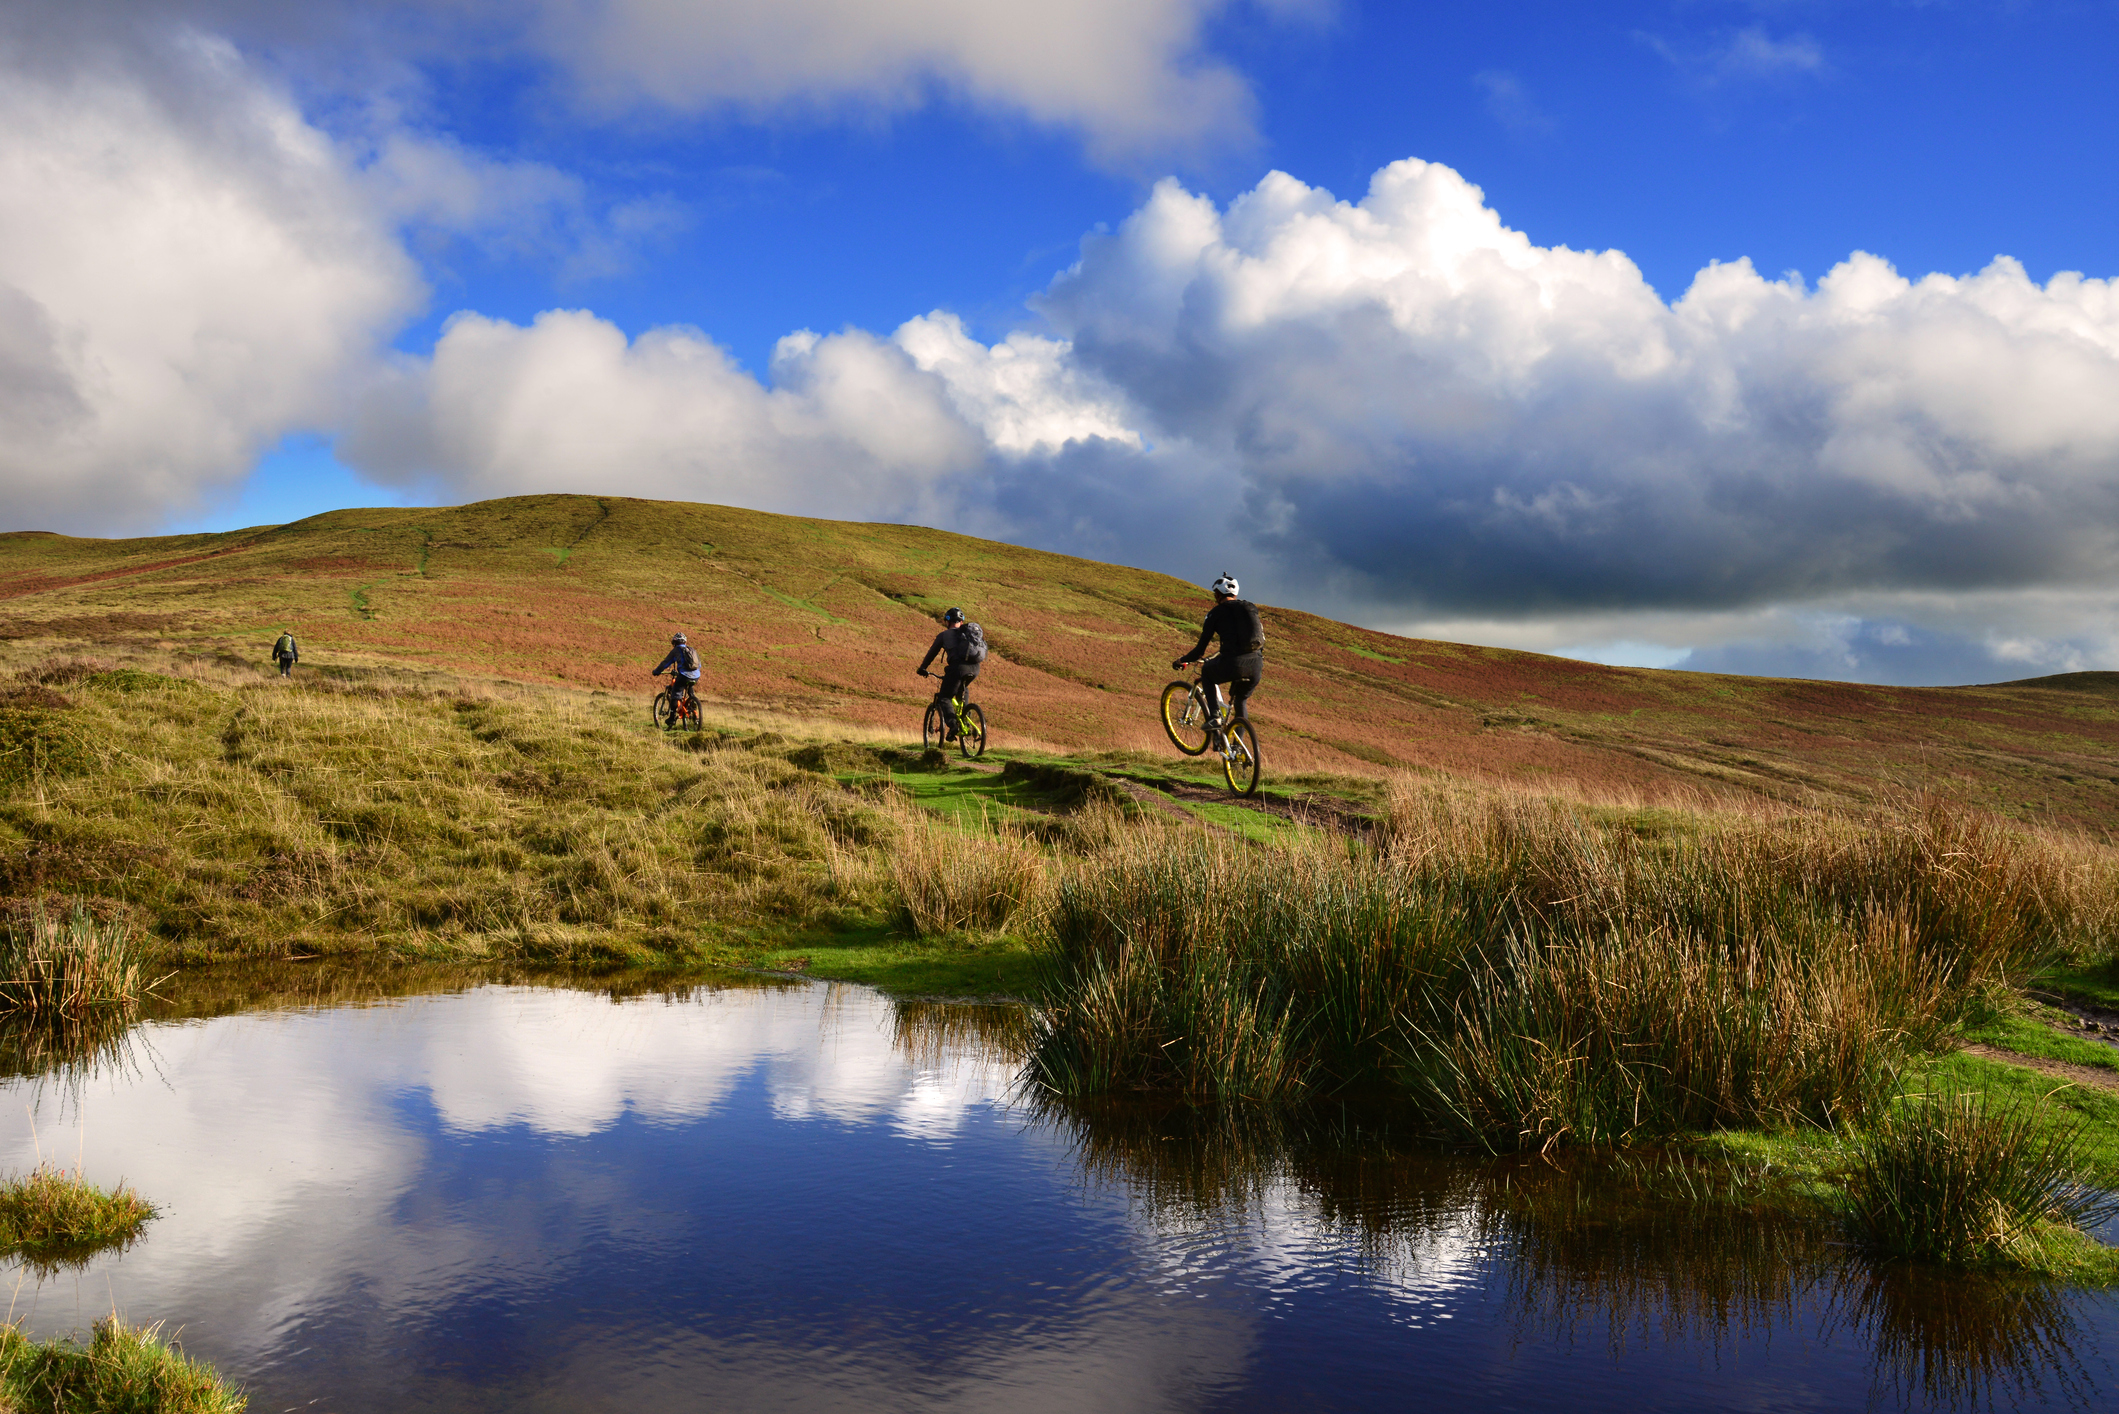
[5,493,2119,824]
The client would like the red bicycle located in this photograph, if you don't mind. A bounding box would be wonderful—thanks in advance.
[652,676,703,732]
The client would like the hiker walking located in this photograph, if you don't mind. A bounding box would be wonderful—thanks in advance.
[272,630,300,678]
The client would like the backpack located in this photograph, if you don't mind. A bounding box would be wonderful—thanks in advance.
[960,622,987,665]
[274,634,296,657]
[1233,600,1264,654]
[675,643,700,674]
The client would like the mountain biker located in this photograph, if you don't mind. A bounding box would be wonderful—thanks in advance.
[271,630,299,678]
[1173,573,1264,737]
[652,632,702,710]
[917,607,986,741]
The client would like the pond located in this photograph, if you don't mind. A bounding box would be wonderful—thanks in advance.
[1,972,2115,1412]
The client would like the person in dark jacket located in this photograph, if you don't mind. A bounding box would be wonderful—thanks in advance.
[1173,573,1264,732]
[652,632,702,708]
[271,630,299,677]
[917,607,983,740]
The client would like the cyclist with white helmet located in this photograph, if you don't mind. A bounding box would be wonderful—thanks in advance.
[652,632,703,710]
[1173,573,1264,737]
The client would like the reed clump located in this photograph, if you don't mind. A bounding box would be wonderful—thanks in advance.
[0,1166,157,1269]
[0,908,156,1017]
[0,1318,245,1413]
[889,809,1046,938]
[1029,786,2105,1148]
[1843,1091,2119,1269]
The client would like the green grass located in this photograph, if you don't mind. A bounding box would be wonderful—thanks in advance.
[2033,959,2119,1011]
[1918,1052,2119,1186]
[0,670,902,965]
[0,1319,245,1413]
[1959,1003,2119,1072]
[757,935,1041,997]
[1842,1089,2119,1276]
[0,1167,156,1270]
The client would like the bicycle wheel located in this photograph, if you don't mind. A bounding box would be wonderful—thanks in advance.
[1222,719,1260,796]
[1160,680,1211,755]
[682,696,704,731]
[922,703,945,752]
[652,691,675,729]
[958,704,987,758]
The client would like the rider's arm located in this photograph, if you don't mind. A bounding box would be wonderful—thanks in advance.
[1178,614,1216,665]
[652,649,678,675]
[917,632,945,673]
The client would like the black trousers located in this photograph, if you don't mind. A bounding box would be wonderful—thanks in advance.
[1201,653,1261,720]
[933,667,978,710]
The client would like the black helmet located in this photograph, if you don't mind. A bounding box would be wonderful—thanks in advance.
[671,633,687,644]
[942,607,965,625]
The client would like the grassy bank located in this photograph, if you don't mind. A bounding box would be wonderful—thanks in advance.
[0,1320,243,1413]
[0,658,913,965]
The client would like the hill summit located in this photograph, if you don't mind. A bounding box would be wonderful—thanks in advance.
[5,493,2118,823]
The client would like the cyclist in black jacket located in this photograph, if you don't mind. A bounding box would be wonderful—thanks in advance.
[917,607,983,741]
[1173,573,1264,734]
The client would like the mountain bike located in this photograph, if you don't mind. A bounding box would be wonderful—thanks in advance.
[918,671,987,757]
[1160,661,1260,796]
[652,676,703,732]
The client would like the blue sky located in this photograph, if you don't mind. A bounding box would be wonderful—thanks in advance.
[5,0,2117,683]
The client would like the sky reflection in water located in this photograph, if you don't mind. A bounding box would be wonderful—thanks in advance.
[0,976,2114,1412]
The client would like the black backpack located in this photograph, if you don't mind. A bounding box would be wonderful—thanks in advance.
[960,623,987,665]
[1233,600,1264,654]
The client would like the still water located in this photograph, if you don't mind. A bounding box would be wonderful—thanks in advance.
[2,973,2116,1412]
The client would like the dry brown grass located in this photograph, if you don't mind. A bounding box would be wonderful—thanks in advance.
[888,804,1048,937]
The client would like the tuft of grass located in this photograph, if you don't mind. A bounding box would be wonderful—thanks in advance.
[1029,787,2101,1149]
[889,809,1045,938]
[1842,1090,2119,1271]
[0,909,157,1017]
[0,1318,244,1413]
[0,1166,156,1271]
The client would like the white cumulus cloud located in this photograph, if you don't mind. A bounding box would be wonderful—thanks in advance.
[0,29,420,533]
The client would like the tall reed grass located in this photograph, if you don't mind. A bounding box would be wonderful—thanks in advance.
[889,809,1046,938]
[1843,1091,2119,1267]
[0,907,157,1017]
[1029,788,2102,1148]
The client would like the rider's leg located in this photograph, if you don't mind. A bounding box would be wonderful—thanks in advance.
[1225,653,1262,721]
[1200,657,1240,724]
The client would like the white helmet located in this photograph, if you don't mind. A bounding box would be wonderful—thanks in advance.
[1210,573,1240,597]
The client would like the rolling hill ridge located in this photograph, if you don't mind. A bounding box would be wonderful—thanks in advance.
[5,493,2119,825]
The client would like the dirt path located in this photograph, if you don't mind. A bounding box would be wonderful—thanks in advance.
[1961,1044,2119,1096]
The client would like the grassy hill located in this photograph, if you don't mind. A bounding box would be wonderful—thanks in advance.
[6,492,2119,825]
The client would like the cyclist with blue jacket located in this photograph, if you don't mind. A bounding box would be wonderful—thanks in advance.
[652,633,702,709]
